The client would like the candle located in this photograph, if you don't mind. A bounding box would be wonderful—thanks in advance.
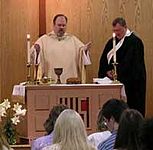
[113,33,116,63]
[27,34,31,63]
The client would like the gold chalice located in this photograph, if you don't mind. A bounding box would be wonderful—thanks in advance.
[54,68,63,84]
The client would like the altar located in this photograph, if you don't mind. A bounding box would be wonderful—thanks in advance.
[14,83,123,144]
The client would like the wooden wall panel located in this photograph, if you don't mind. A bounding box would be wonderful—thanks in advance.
[39,0,46,36]
[0,0,153,117]
[27,0,39,42]
[140,1,153,117]
[0,0,39,100]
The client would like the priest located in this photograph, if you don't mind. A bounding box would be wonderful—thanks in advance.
[30,14,91,83]
[98,17,146,116]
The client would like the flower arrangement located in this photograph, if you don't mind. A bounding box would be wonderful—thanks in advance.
[0,99,26,144]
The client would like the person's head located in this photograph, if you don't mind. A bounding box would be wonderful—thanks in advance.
[102,98,128,131]
[53,14,68,37]
[139,118,153,150]
[114,109,143,150]
[53,109,95,150]
[112,17,127,40]
[44,104,68,135]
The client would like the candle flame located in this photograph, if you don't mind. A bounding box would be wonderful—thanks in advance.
[27,34,30,39]
[113,33,116,38]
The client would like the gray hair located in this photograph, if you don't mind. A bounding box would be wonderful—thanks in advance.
[112,17,126,27]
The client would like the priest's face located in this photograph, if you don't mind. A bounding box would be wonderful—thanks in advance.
[113,23,127,40]
[53,16,67,37]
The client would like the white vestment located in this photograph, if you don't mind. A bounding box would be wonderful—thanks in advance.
[30,31,91,83]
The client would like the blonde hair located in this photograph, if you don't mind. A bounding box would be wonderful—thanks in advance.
[53,109,95,150]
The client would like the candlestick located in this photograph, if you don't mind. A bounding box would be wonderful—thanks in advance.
[26,63,31,83]
[113,33,116,63]
[27,34,30,63]
[112,62,120,84]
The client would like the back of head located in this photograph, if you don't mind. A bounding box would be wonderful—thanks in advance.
[53,109,95,150]
[112,17,126,27]
[44,104,68,135]
[102,98,128,123]
[139,118,153,150]
[114,109,143,150]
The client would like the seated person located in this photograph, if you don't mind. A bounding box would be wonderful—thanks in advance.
[114,109,143,150]
[97,98,128,150]
[31,104,68,150]
[42,109,96,150]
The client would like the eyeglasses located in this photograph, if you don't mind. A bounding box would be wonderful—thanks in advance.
[102,117,107,127]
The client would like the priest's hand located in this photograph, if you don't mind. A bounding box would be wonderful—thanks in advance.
[34,44,40,64]
[106,70,113,80]
[84,41,92,54]
[85,41,92,49]
[34,44,40,53]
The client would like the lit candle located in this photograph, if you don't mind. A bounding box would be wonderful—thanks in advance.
[27,34,30,63]
[113,33,116,63]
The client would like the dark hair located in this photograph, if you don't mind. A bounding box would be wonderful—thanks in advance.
[53,14,68,25]
[139,118,153,150]
[102,98,128,123]
[112,17,126,27]
[44,104,68,135]
[114,109,143,150]
[97,109,107,131]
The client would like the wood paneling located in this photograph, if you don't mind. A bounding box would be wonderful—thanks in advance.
[0,0,39,100]
[0,0,153,117]
[39,0,46,36]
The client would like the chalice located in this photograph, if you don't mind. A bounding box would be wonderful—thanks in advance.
[54,68,63,84]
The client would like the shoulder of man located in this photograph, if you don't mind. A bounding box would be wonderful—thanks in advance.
[65,33,79,39]
[129,32,143,42]
[125,32,143,46]
[97,131,117,150]
[97,140,107,150]
[36,34,48,41]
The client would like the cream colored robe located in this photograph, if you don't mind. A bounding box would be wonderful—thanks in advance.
[30,31,91,83]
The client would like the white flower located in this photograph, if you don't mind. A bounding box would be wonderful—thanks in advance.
[13,103,26,117]
[2,99,11,109]
[0,107,6,117]
[0,98,27,145]
[0,99,11,116]
[11,116,20,125]
[13,103,22,111]
[0,99,11,110]
[0,99,26,125]
[14,109,26,116]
